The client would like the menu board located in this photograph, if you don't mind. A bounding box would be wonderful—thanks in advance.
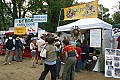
[90,29,101,48]
[105,48,120,78]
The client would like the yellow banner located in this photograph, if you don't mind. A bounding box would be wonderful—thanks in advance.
[14,27,26,35]
[64,0,98,20]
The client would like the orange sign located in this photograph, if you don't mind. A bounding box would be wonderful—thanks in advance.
[14,27,26,35]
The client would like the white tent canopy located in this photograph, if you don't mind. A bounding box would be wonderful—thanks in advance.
[57,18,112,31]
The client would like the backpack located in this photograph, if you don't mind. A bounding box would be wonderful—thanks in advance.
[6,39,14,50]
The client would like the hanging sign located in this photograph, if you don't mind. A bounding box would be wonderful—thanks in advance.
[33,14,47,23]
[14,18,34,27]
[90,29,101,47]
[64,0,98,20]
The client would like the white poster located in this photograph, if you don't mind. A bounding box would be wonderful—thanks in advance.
[105,48,120,78]
[33,14,47,23]
[26,23,38,34]
[90,29,101,48]
[38,30,46,39]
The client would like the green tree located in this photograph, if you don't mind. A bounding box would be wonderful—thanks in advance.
[1,0,75,32]
[98,4,113,24]
[112,1,120,24]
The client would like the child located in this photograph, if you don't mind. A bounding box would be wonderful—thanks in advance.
[30,39,37,68]
[75,43,82,72]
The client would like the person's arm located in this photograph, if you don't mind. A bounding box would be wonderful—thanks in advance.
[64,52,68,60]
[75,50,79,57]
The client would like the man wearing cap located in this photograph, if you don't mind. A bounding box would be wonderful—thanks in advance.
[15,36,23,62]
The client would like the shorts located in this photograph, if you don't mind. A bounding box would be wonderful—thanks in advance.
[38,51,41,57]
[30,51,36,57]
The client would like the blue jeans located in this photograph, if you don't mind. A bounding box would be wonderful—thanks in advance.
[75,60,81,72]
[81,59,87,70]
[56,61,61,77]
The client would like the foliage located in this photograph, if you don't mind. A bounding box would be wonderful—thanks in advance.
[98,4,114,24]
[0,0,115,32]
[112,1,120,24]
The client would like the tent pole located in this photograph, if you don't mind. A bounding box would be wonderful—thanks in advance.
[58,8,63,27]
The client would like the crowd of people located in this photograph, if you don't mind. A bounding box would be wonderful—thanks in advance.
[0,33,100,80]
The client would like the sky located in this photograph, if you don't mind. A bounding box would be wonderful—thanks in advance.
[75,0,119,15]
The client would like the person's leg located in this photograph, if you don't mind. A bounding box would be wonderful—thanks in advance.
[81,60,84,70]
[11,50,14,61]
[16,49,19,62]
[19,49,22,62]
[66,57,76,80]
[30,51,36,67]
[36,51,40,64]
[39,64,49,80]
[75,60,81,72]
[70,59,76,80]
[83,59,87,70]
[56,61,61,78]
[62,57,76,80]
[49,64,56,80]
[4,50,9,64]
[9,50,14,64]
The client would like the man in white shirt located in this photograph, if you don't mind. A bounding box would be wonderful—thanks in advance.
[36,36,45,65]
[3,35,15,65]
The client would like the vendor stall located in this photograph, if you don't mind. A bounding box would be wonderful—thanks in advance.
[57,18,112,72]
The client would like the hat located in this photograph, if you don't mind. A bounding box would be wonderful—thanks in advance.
[55,41,60,46]
[55,37,59,40]
[16,36,20,40]
[54,35,57,38]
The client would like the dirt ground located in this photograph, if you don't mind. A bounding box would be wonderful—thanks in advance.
[0,55,119,80]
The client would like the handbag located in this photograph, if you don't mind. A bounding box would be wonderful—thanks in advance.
[40,45,47,58]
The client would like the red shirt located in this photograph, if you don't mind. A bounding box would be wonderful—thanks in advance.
[117,36,120,43]
[64,45,75,53]
[75,47,82,60]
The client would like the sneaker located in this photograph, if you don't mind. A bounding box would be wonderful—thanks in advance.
[3,62,7,65]
[9,62,12,65]
[40,63,43,65]
[35,62,38,64]
[31,65,36,68]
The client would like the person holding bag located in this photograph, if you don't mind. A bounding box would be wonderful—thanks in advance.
[39,37,57,80]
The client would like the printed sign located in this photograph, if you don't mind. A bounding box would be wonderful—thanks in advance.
[105,48,120,78]
[90,29,101,48]
[14,18,34,27]
[14,27,26,35]
[33,14,47,23]
[26,23,38,34]
[64,0,98,20]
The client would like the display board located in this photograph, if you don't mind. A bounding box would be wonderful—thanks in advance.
[33,14,47,23]
[14,27,26,35]
[90,29,101,48]
[105,48,120,78]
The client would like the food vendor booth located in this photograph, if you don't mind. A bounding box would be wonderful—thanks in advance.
[57,18,113,72]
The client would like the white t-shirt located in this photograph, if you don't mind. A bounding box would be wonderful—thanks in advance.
[37,39,45,51]
[20,38,26,44]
